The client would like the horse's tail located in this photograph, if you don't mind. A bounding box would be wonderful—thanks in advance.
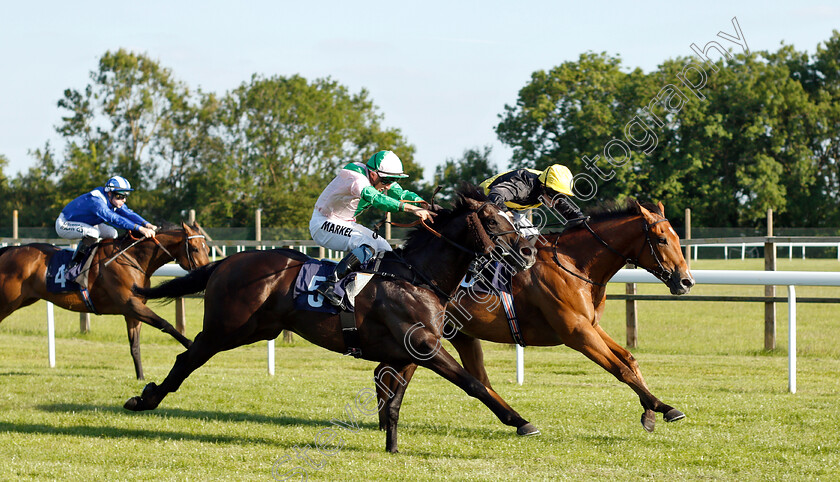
[134,261,222,302]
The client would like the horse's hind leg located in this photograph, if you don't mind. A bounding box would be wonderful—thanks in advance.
[125,317,144,380]
[449,331,493,388]
[593,324,684,424]
[124,331,219,412]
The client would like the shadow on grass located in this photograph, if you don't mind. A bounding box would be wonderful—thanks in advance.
[0,419,291,446]
[34,403,530,454]
[37,402,380,430]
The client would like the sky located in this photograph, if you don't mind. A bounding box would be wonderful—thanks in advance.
[1,1,839,182]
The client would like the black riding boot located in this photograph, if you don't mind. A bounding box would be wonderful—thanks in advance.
[66,236,98,280]
[317,251,364,307]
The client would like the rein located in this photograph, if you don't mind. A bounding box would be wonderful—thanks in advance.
[102,231,207,273]
[375,201,516,301]
[552,216,673,286]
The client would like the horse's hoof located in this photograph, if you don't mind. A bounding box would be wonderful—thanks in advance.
[641,411,656,432]
[664,408,686,422]
[517,423,540,436]
[124,396,145,411]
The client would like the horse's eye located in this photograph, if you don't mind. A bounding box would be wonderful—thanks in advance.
[658,237,667,245]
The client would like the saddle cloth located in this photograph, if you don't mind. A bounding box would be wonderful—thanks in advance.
[292,259,375,314]
[46,249,82,293]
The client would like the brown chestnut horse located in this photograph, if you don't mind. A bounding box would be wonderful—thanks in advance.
[123,188,538,453]
[373,201,695,444]
[0,222,211,379]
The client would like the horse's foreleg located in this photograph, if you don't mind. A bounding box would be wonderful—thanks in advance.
[126,298,192,348]
[374,363,416,432]
[124,331,218,412]
[593,324,684,424]
[409,334,538,437]
[565,323,674,432]
[372,363,417,453]
[375,331,492,433]
[125,318,144,380]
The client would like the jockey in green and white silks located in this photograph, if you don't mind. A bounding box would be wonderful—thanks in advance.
[309,150,434,305]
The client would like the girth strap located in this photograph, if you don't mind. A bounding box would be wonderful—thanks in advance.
[80,287,99,315]
[339,310,363,358]
[499,290,525,347]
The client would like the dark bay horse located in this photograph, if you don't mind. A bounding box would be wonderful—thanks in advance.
[0,222,211,379]
[123,188,538,452]
[374,201,695,443]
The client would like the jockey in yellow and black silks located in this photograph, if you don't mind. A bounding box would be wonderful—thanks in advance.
[480,165,585,237]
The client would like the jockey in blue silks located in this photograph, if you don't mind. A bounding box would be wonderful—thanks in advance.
[55,176,158,280]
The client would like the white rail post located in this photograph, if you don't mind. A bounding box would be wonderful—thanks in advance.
[516,345,524,385]
[47,302,56,367]
[788,285,796,394]
[267,339,275,375]
[684,208,691,267]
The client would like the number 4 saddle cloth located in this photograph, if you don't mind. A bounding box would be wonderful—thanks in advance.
[46,248,98,313]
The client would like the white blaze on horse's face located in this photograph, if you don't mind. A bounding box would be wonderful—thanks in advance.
[668,226,678,237]
[499,210,516,229]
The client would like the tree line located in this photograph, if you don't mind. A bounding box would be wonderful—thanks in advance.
[1,31,839,231]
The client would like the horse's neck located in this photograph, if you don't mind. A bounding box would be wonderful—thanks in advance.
[407,238,472,296]
[130,235,178,274]
[553,216,643,284]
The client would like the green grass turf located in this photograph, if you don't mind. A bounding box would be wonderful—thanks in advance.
[0,259,837,480]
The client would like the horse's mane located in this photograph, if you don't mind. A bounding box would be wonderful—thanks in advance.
[585,199,662,222]
[396,185,489,255]
[547,199,662,237]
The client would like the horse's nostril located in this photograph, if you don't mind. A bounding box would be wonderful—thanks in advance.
[682,278,694,288]
[520,247,534,258]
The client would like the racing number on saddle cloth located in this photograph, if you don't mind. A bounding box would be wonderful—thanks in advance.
[46,249,81,293]
[55,265,69,289]
[307,275,328,308]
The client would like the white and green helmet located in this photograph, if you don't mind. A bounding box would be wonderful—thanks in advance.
[366,151,409,180]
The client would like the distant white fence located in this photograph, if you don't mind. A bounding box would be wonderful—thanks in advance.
[35,250,840,393]
[687,242,840,261]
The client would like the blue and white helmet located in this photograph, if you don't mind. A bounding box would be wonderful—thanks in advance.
[104,176,134,193]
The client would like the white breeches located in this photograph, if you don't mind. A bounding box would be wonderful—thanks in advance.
[55,213,118,240]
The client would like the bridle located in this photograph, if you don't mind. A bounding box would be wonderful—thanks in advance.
[104,231,207,272]
[377,202,527,301]
[180,234,207,271]
[552,215,674,287]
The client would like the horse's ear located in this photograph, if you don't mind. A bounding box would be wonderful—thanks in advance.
[181,221,189,231]
[658,201,665,217]
[637,203,658,223]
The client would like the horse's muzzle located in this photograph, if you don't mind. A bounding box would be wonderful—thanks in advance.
[667,270,695,295]
[493,241,537,273]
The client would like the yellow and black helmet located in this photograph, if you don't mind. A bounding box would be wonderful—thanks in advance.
[538,164,574,197]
